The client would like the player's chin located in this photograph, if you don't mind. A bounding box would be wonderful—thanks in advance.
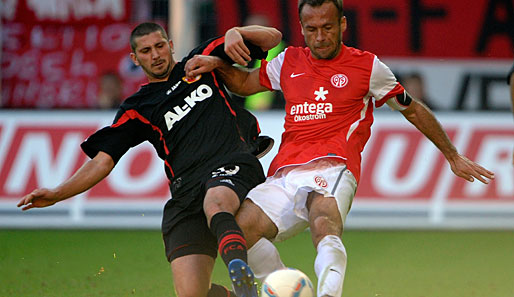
[151,68,170,79]
[313,48,336,59]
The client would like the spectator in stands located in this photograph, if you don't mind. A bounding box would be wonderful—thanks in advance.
[97,72,123,109]
[401,72,438,110]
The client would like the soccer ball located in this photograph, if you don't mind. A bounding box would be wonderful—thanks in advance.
[261,268,315,297]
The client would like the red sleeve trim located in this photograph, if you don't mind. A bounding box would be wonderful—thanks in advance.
[375,83,405,108]
[111,110,174,176]
[259,60,273,90]
[201,36,225,55]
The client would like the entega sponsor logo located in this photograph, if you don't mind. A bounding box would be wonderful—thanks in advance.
[290,102,333,122]
[164,84,213,130]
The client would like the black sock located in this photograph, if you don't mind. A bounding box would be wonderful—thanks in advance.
[210,212,248,265]
[207,283,237,297]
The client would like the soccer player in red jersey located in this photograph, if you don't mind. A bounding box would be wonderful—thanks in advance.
[185,0,495,296]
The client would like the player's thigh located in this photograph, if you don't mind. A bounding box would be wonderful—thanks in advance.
[307,170,357,245]
[163,212,217,263]
[307,192,343,242]
[204,186,240,220]
[204,155,266,220]
[171,254,215,297]
[236,198,279,247]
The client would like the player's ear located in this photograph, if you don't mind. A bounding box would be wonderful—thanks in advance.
[340,16,347,33]
[169,39,175,54]
[130,52,140,66]
[300,21,305,36]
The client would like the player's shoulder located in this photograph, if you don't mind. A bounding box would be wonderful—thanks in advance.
[283,46,310,58]
[344,45,376,60]
[118,93,140,110]
[119,82,160,109]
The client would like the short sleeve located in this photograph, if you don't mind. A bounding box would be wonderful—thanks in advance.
[261,50,286,91]
[81,110,149,164]
[369,56,404,107]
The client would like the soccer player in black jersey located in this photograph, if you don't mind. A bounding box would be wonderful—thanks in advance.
[18,22,281,297]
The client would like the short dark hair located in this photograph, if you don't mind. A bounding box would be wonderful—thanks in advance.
[130,22,169,52]
[298,0,344,20]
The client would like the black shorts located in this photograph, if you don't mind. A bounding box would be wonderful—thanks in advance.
[163,211,217,262]
[162,152,265,262]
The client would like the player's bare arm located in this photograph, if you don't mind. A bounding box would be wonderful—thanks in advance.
[400,98,494,184]
[185,55,267,96]
[185,54,225,78]
[225,25,282,66]
[17,151,115,211]
[215,60,267,96]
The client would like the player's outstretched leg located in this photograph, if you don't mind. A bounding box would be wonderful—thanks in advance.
[228,259,258,297]
[314,235,347,297]
[210,212,258,297]
[208,283,237,297]
[248,237,286,282]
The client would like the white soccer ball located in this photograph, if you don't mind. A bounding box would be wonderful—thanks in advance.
[261,268,315,297]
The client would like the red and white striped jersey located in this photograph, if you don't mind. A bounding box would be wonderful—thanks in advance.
[259,44,405,183]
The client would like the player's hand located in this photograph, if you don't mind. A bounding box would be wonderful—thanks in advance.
[225,28,251,66]
[447,154,494,184]
[17,188,61,211]
[185,55,223,78]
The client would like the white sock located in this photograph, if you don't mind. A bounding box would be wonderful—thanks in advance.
[314,235,347,297]
[248,237,286,282]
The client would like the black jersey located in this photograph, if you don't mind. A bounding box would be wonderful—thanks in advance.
[81,37,267,196]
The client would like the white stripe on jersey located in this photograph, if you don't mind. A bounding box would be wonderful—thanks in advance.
[266,48,288,91]
[369,56,400,102]
[346,95,371,141]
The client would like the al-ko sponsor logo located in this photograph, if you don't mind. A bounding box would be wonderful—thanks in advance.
[290,86,333,122]
[164,84,213,130]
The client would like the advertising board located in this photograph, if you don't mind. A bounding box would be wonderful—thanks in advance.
[0,111,512,229]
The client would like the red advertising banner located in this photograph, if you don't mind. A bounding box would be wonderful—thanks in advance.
[0,111,512,228]
[2,0,131,24]
[0,112,512,202]
[1,0,147,108]
[215,0,514,58]
[356,125,513,202]
[0,114,169,200]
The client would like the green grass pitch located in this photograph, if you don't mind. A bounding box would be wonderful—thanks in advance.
[1,229,513,297]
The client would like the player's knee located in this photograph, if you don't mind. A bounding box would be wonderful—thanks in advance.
[236,200,277,247]
[204,187,240,220]
[310,215,342,245]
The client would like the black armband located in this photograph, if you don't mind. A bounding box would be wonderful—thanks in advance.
[396,91,413,107]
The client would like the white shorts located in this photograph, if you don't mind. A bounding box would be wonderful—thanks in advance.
[246,158,357,242]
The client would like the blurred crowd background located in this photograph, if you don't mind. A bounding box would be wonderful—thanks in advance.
[1,0,513,111]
